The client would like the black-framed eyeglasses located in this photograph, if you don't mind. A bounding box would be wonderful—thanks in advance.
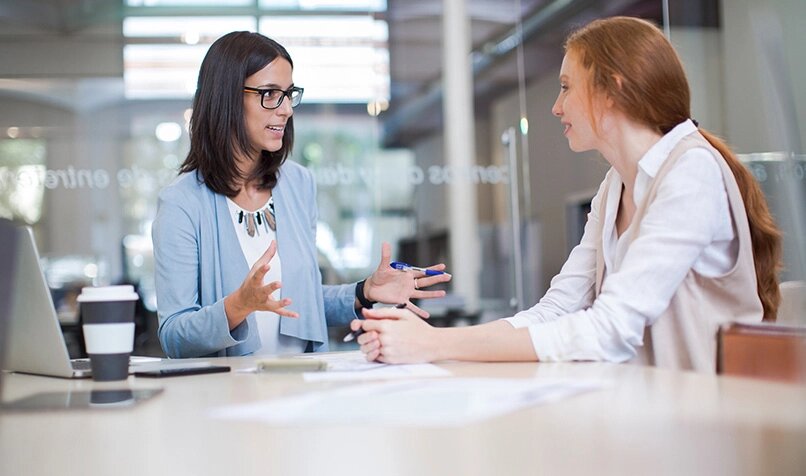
[243,86,304,110]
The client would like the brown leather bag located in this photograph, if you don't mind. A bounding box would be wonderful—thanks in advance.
[717,322,806,383]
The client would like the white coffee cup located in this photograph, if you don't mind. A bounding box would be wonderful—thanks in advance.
[77,285,139,382]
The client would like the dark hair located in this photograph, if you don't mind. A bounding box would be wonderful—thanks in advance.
[179,31,295,196]
[566,16,782,321]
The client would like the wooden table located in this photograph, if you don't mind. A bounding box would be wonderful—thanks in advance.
[2,355,805,476]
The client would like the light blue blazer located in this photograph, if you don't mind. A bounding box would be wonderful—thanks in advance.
[152,161,358,358]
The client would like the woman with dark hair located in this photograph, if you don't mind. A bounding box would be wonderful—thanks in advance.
[352,17,782,372]
[153,31,450,358]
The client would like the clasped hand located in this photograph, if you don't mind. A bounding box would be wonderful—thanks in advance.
[350,307,437,363]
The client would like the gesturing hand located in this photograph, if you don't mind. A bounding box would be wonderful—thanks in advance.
[224,240,299,330]
[362,242,452,318]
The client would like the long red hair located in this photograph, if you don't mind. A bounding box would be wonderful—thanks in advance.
[565,16,782,321]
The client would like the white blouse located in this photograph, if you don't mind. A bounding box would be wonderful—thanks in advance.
[504,120,737,362]
[226,197,307,356]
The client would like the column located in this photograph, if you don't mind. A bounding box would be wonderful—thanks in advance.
[443,0,480,312]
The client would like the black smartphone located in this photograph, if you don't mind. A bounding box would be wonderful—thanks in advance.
[133,365,231,378]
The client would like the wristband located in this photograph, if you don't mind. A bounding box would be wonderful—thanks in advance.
[355,279,376,309]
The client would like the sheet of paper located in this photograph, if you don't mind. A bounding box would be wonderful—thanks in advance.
[298,351,385,371]
[129,356,162,364]
[299,351,450,382]
[233,351,449,380]
[210,378,601,427]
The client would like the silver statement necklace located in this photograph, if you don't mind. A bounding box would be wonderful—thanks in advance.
[236,196,276,237]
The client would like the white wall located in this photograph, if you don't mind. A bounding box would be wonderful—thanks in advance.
[0,23,122,78]
[721,0,805,153]
[670,27,724,136]
[411,134,446,235]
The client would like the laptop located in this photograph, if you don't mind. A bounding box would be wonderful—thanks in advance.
[0,219,19,390]
[0,220,162,379]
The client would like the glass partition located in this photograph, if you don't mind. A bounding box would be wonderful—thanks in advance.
[0,2,396,355]
[2,0,803,357]
[668,0,805,310]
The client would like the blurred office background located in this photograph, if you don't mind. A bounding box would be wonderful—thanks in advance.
[0,0,803,356]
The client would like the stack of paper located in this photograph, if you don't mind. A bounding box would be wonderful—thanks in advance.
[211,377,601,427]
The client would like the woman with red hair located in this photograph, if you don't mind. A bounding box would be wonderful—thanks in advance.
[351,16,782,372]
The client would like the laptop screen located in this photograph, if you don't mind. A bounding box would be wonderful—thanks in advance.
[0,219,21,393]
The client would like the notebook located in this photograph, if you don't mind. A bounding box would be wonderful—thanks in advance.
[0,220,163,379]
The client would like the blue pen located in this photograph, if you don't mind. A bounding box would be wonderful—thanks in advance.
[390,261,445,276]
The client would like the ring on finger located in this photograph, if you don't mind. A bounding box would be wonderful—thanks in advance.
[414,278,419,290]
